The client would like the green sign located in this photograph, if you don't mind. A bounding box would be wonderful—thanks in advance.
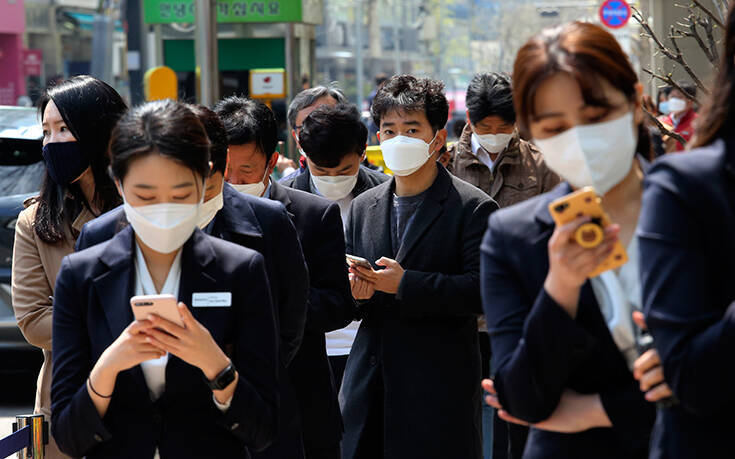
[144,0,302,24]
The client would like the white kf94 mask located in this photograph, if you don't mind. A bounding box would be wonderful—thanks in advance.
[533,111,637,196]
[122,185,204,254]
[311,173,358,200]
[380,132,438,176]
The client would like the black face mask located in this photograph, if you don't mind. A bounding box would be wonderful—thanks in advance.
[42,142,90,186]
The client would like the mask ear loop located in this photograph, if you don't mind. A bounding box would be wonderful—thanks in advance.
[427,130,440,159]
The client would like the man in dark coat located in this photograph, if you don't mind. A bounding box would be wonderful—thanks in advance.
[215,97,355,459]
[343,75,498,458]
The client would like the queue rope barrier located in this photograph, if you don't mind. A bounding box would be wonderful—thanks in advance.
[0,414,46,459]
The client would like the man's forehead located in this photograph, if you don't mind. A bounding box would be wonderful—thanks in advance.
[380,109,429,126]
[296,96,338,124]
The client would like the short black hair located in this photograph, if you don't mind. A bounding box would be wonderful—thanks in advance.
[466,72,515,125]
[188,104,228,176]
[213,96,278,162]
[109,99,210,184]
[371,74,449,132]
[299,103,367,168]
[674,82,697,99]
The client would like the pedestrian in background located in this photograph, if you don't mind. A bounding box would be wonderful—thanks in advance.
[448,72,560,459]
[343,74,497,458]
[11,75,127,459]
[51,100,279,458]
[282,103,388,403]
[480,22,666,459]
[658,83,698,152]
[216,97,354,459]
[638,4,735,458]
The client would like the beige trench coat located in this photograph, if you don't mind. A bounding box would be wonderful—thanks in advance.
[11,198,95,459]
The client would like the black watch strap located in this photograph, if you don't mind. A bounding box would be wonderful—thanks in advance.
[206,362,236,391]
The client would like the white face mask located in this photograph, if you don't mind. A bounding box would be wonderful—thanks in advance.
[231,167,269,197]
[121,184,204,254]
[311,172,358,200]
[197,182,224,229]
[533,111,637,196]
[380,132,438,176]
[667,97,687,113]
[473,131,514,154]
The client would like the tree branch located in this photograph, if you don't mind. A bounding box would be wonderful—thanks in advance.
[691,0,725,29]
[678,11,717,65]
[668,24,710,94]
[644,108,688,147]
[642,68,701,105]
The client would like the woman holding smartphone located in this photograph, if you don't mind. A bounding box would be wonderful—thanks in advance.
[479,23,665,458]
[11,75,126,459]
[638,5,735,458]
[50,100,278,459]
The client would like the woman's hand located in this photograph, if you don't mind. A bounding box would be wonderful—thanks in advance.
[97,319,165,375]
[482,379,612,434]
[349,272,376,300]
[632,311,674,402]
[89,319,164,417]
[144,303,230,381]
[544,216,620,317]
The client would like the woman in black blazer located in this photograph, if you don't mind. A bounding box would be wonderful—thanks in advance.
[639,6,735,458]
[50,100,279,459]
[479,23,663,459]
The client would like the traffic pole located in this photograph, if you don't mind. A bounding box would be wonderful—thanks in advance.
[195,0,219,106]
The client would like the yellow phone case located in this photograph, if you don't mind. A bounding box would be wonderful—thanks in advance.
[548,187,628,277]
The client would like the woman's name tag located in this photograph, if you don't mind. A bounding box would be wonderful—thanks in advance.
[192,292,232,308]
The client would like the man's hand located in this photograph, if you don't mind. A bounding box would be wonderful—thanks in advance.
[350,257,405,294]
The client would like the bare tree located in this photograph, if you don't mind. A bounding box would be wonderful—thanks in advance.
[633,1,730,145]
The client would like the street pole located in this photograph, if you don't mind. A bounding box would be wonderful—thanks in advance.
[392,0,401,75]
[355,0,364,110]
[195,0,219,106]
[125,0,146,104]
[91,0,115,84]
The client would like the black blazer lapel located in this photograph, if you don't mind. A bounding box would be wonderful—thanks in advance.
[364,181,394,265]
[394,168,451,265]
[293,168,312,193]
[269,181,295,219]
[92,226,150,394]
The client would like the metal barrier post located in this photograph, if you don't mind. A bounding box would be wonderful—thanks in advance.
[12,414,46,459]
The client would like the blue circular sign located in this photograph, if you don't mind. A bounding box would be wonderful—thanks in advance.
[599,0,631,29]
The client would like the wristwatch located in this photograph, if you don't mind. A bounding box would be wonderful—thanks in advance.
[205,362,237,391]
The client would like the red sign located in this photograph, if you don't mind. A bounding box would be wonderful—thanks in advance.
[599,0,631,29]
[22,49,42,77]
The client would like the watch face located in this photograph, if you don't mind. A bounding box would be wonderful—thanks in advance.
[212,364,236,391]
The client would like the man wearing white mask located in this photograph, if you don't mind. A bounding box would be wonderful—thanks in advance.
[342,75,498,458]
[280,102,388,423]
[215,96,355,459]
[658,83,698,152]
[449,72,560,208]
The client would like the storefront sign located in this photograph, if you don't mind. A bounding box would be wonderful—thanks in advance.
[144,0,301,24]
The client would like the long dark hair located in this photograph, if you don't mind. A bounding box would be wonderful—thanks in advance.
[513,22,652,159]
[692,5,735,147]
[35,76,127,243]
[108,99,210,185]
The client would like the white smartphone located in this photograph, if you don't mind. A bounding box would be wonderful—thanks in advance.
[346,254,372,270]
[130,294,183,327]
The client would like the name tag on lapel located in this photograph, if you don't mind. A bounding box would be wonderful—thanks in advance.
[192,292,232,308]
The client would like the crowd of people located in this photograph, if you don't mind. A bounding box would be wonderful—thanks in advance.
[7,5,735,459]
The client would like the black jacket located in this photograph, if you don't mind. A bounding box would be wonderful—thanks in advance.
[75,183,309,365]
[75,183,309,458]
[639,138,735,459]
[51,227,278,458]
[280,164,390,197]
[481,182,655,459]
[341,165,497,459]
[267,181,354,451]
[279,165,387,450]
